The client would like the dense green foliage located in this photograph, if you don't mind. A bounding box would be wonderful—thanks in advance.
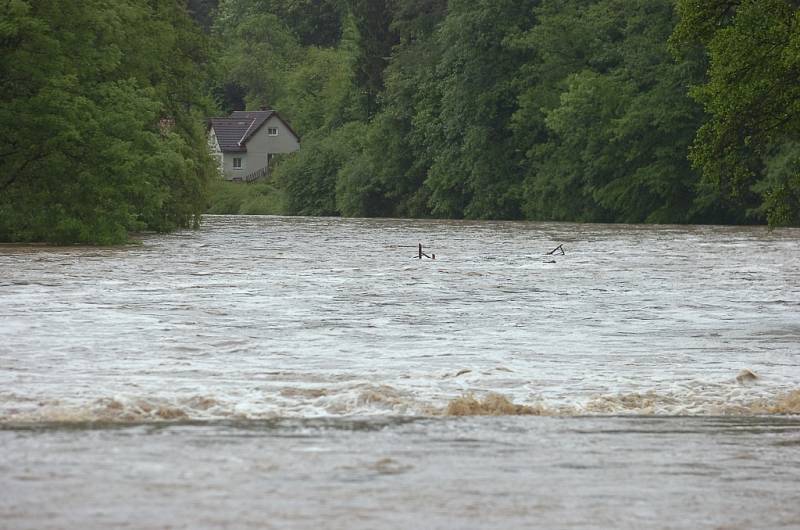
[213,0,800,226]
[672,0,800,226]
[0,0,216,244]
[3,0,799,242]
[206,178,284,214]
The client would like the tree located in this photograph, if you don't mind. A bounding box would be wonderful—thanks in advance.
[214,0,302,109]
[332,0,446,218]
[517,0,713,223]
[274,123,368,216]
[344,0,399,118]
[0,0,215,244]
[672,0,800,225]
[187,0,219,31]
[420,0,536,219]
[278,14,365,134]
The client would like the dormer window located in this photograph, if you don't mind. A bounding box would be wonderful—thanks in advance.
[268,127,278,136]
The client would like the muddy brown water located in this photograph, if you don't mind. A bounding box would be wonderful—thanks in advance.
[1,215,799,529]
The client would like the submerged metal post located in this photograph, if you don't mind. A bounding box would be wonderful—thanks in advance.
[417,243,435,259]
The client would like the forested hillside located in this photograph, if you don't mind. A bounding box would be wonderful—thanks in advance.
[2,1,799,244]
[214,0,800,226]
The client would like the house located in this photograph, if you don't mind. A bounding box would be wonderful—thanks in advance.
[208,109,300,182]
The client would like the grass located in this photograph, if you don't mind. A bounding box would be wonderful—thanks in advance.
[206,179,286,215]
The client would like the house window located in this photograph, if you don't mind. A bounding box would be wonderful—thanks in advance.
[233,157,243,169]
[268,127,278,136]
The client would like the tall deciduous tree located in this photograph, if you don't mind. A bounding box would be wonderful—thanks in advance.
[519,0,711,223]
[344,0,398,118]
[0,0,216,244]
[672,0,800,225]
[332,0,446,218]
[420,0,536,219]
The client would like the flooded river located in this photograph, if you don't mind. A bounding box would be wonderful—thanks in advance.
[1,215,799,528]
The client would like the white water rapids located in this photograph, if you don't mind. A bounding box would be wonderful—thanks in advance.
[1,216,798,528]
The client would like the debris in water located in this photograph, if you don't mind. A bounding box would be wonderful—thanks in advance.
[370,458,413,475]
[445,393,546,416]
[771,390,800,414]
[417,243,435,260]
[753,390,800,415]
[736,369,759,384]
[155,407,188,420]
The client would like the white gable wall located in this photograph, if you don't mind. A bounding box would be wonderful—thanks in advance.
[239,115,300,177]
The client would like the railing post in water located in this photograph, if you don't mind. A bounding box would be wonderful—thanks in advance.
[418,243,435,260]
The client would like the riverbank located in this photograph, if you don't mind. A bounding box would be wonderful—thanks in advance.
[206,179,285,215]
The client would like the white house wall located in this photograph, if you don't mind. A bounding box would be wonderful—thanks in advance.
[239,115,300,178]
[246,115,301,156]
[222,153,248,180]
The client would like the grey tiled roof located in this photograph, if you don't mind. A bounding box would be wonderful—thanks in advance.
[209,111,272,153]
[210,110,300,153]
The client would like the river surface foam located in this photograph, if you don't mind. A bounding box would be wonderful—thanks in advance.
[1,216,799,528]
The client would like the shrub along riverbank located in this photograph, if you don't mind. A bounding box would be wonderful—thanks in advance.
[206,180,285,215]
